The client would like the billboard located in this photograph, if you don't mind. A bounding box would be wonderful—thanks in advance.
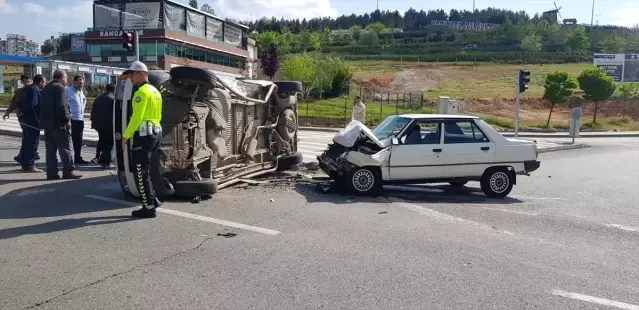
[69,33,86,53]
[186,10,205,38]
[163,2,186,31]
[593,53,639,82]
[224,24,242,46]
[206,17,223,42]
[122,2,161,29]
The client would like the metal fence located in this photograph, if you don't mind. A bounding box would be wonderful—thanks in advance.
[299,86,434,127]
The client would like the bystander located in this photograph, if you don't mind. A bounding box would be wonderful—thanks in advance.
[90,84,116,168]
[67,75,88,164]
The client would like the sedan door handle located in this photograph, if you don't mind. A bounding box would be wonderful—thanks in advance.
[433,148,442,153]
[481,146,490,151]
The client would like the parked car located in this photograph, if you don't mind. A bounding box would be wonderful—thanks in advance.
[114,66,304,199]
[317,114,541,198]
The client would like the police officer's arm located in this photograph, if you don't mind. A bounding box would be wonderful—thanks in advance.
[123,90,148,139]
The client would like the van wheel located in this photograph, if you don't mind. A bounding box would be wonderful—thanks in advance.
[449,181,468,187]
[169,66,217,91]
[277,109,297,142]
[480,167,514,198]
[344,166,382,196]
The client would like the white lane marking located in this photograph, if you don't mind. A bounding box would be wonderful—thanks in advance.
[392,201,562,247]
[551,289,639,310]
[85,195,281,235]
[479,207,539,216]
[604,224,639,232]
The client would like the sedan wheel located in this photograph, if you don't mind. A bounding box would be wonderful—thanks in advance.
[344,167,382,196]
[480,167,514,198]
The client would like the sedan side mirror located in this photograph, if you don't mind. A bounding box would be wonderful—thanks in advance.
[391,137,399,145]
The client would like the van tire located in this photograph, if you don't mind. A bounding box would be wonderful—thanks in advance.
[169,66,217,91]
[274,81,303,93]
[277,109,297,142]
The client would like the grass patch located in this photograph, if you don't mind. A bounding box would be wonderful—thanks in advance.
[345,61,590,100]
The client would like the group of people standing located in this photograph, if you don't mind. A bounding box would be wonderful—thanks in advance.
[4,61,164,219]
[3,70,115,179]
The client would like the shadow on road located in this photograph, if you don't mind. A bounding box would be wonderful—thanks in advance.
[0,216,134,240]
[291,181,523,205]
[0,175,132,219]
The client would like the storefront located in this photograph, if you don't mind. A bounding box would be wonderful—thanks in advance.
[29,60,124,85]
[86,0,256,77]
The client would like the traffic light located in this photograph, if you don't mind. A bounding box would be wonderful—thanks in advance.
[122,32,133,50]
[518,69,530,93]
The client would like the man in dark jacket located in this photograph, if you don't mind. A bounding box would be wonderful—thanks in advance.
[90,84,115,168]
[18,74,46,172]
[2,74,40,163]
[39,69,82,180]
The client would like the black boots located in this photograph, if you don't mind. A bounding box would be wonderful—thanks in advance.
[131,198,163,218]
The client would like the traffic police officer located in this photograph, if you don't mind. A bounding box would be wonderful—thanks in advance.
[121,61,163,218]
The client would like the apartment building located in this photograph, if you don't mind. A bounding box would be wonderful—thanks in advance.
[0,34,41,57]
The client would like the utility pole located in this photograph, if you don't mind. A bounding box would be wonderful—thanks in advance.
[134,30,140,62]
[376,0,379,11]
[590,0,595,28]
[473,0,475,11]
[515,70,521,137]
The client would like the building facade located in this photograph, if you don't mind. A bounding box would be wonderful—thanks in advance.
[62,0,257,83]
[0,34,40,57]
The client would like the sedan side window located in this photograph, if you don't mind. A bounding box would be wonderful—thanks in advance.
[401,121,441,145]
[444,121,489,144]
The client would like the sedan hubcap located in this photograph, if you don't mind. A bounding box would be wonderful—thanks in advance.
[352,169,374,192]
[489,172,509,193]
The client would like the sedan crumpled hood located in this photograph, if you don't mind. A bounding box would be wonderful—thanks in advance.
[332,120,391,149]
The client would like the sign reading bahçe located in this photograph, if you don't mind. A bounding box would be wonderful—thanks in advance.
[224,24,242,46]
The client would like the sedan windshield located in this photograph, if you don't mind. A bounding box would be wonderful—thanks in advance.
[371,115,411,140]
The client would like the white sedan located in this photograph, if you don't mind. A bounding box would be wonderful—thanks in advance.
[317,114,541,198]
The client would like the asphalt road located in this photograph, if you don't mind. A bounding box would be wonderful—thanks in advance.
[1,135,638,310]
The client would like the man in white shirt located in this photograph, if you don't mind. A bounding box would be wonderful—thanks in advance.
[67,75,88,164]
[351,95,366,124]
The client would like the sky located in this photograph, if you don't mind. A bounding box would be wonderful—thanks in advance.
[0,0,637,44]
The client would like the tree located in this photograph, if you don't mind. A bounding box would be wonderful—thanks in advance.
[260,43,280,80]
[281,54,319,98]
[297,31,320,52]
[564,26,590,54]
[349,25,361,42]
[359,31,379,48]
[200,3,214,15]
[189,0,198,9]
[542,71,578,126]
[365,22,386,34]
[599,36,627,53]
[521,34,542,53]
[577,67,617,123]
[255,31,280,52]
[320,28,332,46]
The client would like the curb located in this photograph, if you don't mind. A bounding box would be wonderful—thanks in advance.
[0,129,98,147]
[538,143,589,153]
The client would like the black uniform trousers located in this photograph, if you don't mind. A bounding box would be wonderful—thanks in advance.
[97,129,114,165]
[44,127,75,178]
[131,131,161,208]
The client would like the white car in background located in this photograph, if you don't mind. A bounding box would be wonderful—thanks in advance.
[317,114,541,198]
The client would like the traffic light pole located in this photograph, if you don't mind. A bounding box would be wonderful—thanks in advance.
[514,69,521,138]
[134,30,140,61]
